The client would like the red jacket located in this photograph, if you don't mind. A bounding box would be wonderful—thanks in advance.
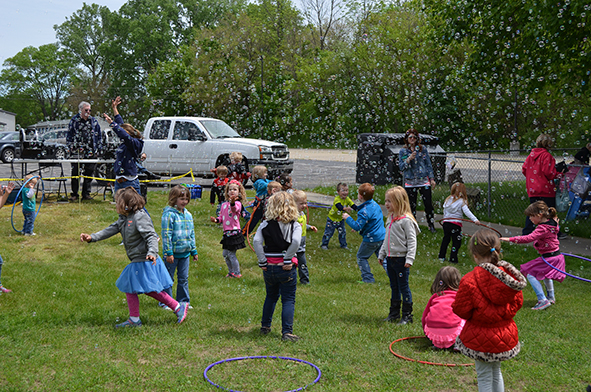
[452,261,527,362]
[522,148,560,198]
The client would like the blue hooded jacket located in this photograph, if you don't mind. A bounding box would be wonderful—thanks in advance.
[345,199,386,243]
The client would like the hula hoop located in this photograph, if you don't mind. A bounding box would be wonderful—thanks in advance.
[437,218,501,237]
[11,176,44,234]
[541,253,591,283]
[204,355,322,392]
[389,336,474,367]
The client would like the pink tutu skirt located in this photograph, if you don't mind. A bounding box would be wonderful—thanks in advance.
[520,254,566,282]
[424,319,466,349]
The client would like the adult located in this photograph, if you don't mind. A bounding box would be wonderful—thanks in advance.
[342,183,386,283]
[103,96,143,198]
[67,101,103,200]
[522,134,567,237]
[398,129,437,233]
[573,143,591,165]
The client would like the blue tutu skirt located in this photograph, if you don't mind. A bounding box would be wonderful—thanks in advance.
[116,257,174,294]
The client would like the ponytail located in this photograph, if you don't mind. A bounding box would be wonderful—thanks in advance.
[469,229,501,265]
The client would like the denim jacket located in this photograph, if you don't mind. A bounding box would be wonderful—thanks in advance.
[398,147,434,186]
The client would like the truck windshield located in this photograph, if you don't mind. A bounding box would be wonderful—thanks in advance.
[201,120,241,139]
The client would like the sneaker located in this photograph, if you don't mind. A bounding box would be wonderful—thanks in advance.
[548,298,556,305]
[340,246,350,250]
[281,333,300,342]
[158,303,172,311]
[429,226,437,233]
[438,258,445,262]
[531,299,552,310]
[260,326,271,335]
[233,273,242,278]
[225,273,235,278]
[115,318,142,328]
[557,232,568,240]
[0,285,12,293]
[175,302,188,324]
[82,195,93,200]
[188,304,194,310]
[320,245,328,250]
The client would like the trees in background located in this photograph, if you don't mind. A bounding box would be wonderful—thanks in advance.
[0,0,588,149]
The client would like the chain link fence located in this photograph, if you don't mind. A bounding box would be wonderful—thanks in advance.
[437,148,591,237]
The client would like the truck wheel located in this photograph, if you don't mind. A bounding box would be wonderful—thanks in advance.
[1,147,15,163]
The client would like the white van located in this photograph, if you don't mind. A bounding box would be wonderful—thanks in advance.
[142,117,293,178]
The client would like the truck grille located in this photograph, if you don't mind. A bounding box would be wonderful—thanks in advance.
[272,146,289,159]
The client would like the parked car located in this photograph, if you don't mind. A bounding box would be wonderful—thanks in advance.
[141,117,293,180]
[19,128,69,160]
[0,131,21,163]
[40,129,68,144]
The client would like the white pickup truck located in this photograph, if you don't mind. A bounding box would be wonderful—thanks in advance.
[141,117,293,179]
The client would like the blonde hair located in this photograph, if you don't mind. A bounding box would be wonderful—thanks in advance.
[24,174,37,185]
[468,228,501,265]
[292,189,307,203]
[224,180,247,202]
[115,187,146,215]
[121,123,142,139]
[215,165,228,177]
[265,192,299,222]
[385,186,416,223]
[229,151,242,163]
[446,182,468,204]
[267,181,281,194]
[252,165,268,180]
[535,134,554,149]
[524,200,557,220]
[430,266,462,295]
[168,185,191,207]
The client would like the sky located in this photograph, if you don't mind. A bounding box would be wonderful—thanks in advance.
[0,0,128,67]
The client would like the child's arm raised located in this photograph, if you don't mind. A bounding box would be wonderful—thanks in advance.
[0,182,15,209]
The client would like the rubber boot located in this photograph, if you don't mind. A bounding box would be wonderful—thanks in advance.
[384,300,401,323]
[398,302,414,325]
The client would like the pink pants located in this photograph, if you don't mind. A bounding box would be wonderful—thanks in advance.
[126,291,178,317]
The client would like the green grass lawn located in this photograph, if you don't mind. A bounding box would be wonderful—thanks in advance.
[0,190,590,391]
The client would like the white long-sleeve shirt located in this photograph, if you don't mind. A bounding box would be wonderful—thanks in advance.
[442,197,478,225]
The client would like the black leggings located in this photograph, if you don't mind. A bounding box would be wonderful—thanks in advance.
[438,222,462,263]
[405,186,434,227]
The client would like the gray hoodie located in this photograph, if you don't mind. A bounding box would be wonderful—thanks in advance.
[91,209,159,263]
[378,214,420,265]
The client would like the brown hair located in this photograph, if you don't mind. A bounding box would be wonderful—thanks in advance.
[252,165,268,180]
[524,200,557,220]
[468,228,501,265]
[121,123,143,139]
[229,151,243,163]
[535,134,554,149]
[430,266,462,295]
[404,128,423,152]
[215,165,228,177]
[358,183,375,201]
[446,182,468,204]
[267,181,282,194]
[337,182,348,192]
[168,185,191,207]
[277,173,293,191]
[115,187,146,215]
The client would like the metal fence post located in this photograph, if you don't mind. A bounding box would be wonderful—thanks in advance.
[488,151,492,219]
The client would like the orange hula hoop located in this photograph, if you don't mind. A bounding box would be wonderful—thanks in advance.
[437,218,502,237]
[389,336,474,367]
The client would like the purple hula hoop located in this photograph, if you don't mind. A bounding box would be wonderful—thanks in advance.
[541,253,591,283]
[203,355,322,392]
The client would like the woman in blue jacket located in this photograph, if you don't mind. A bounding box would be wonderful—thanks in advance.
[398,129,436,233]
[342,183,386,283]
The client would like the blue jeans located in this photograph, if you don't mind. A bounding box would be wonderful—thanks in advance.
[296,251,309,284]
[261,265,297,335]
[321,218,348,248]
[475,360,504,392]
[357,240,383,283]
[23,210,35,234]
[386,256,412,303]
[114,178,141,200]
[164,256,190,303]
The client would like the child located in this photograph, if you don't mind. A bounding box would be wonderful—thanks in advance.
[22,175,38,236]
[421,266,465,348]
[277,173,294,193]
[320,183,357,250]
[0,182,16,293]
[209,180,247,278]
[161,185,199,309]
[243,165,271,236]
[342,183,386,283]
[103,96,143,198]
[210,165,229,214]
[80,187,188,328]
[438,182,480,263]
[500,201,566,310]
[453,229,526,392]
[377,186,419,324]
[253,192,302,341]
[227,151,250,184]
[292,190,318,285]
